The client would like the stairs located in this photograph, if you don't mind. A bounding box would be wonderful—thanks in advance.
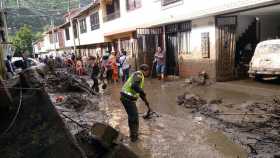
[236,20,258,57]
[235,20,258,78]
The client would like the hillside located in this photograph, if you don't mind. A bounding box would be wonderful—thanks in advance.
[5,0,92,35]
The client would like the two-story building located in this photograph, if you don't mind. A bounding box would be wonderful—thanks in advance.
[36,0,280,81]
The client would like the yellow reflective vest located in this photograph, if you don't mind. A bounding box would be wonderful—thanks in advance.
[121,71,144,99]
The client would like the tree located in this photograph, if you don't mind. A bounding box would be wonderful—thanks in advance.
[11,25,34,56]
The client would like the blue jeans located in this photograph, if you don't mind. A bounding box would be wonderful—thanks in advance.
[156,64,165,75]
[122,68,130,82]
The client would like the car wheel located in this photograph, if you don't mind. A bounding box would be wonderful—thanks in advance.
[255,75,263,81]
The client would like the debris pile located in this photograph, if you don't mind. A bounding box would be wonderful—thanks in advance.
[177,91,280,157]
[184,71,212,86]
[75,123,138,158]
[0,68,138,158]
[56,94,97,112]
[176,92,207,108]
[46,70,95,95]
[0,69,86,158]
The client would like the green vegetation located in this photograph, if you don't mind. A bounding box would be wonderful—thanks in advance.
[5,0,92,35]
[11,25,34,56]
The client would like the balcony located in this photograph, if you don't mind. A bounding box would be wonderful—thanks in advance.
[103,10,120,22]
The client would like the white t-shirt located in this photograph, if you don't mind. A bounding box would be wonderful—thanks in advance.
[119,55,130,70]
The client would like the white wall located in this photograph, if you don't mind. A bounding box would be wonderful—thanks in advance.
[181,17,216,60]
[54,0,277,50]
[102,0,276,36]
[78,10,106,46]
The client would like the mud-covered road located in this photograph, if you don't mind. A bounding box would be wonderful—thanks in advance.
[49,71,280,158]
[98,79,277,158]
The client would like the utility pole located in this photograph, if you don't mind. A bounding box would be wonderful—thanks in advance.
[51,17,57,56]
[0,0,8,42]
[68,0,76,54]
[17,0,20,8]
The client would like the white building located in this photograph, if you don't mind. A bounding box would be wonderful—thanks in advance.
[35,0,280,81]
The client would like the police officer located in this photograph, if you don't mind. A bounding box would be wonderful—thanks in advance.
[120,64,151,142]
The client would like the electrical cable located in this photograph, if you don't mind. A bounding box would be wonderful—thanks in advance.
[0,87,23,138]
[0,87,43,90]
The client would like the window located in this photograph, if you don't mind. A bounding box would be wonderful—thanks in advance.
[127,0,141,11]
[165,21,191,54]
[79,18,87,34]
[201,32,210,58]
[162,0,182,6]
[178,31,191,54]
[49,33,58,43]
[73,23,78,39]
[90,12,100,31]
[65,27,70,40]
[104,0,120,22]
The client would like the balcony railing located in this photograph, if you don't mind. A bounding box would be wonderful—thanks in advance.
[103,10,120,22]
[162,0,182,6]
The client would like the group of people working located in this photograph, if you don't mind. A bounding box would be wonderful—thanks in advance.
[61,49,131,94]
[5,46,166,143]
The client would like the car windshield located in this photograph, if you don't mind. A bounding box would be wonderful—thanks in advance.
[255,44,280,55]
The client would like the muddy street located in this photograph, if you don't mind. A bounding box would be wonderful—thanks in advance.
[96,79,280,158]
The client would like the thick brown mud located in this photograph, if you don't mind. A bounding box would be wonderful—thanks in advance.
[97,80,250,158]
[46,69,280,158]
[179,79,280,158]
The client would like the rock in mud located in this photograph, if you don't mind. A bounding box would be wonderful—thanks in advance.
[184,71,211,86]
[76,123,138,158]
[91,123,119,148]
[177,92,207,108]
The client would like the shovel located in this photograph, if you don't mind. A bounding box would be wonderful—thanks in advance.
[143,110,160,120]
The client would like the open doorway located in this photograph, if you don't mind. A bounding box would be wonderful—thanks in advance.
[165,21,191,76]
[217,4,280,81]
[136,27,163,74]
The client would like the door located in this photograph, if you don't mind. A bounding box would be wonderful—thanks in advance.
[136,27,163,71]
[166,33,178,75]
[216,16,237,81]
[165,21,191,76]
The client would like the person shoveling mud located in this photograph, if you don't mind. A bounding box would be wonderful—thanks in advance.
[120,64,151,142]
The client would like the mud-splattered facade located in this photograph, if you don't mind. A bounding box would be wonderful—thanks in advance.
[36,0,280,81]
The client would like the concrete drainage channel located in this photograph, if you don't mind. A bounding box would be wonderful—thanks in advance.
[0,68,139,158]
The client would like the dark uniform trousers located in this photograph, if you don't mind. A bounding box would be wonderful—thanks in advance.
[120,96,139,139]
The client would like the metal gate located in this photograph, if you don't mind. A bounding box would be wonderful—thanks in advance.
[165,21,191,76]
[216,16,237,81]
[136,27,163,71]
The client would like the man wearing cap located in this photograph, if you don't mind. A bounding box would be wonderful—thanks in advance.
[120,64,151,142]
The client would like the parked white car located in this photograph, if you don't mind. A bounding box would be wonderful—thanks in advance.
[248,39,280,80]
[12,57,47,74]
